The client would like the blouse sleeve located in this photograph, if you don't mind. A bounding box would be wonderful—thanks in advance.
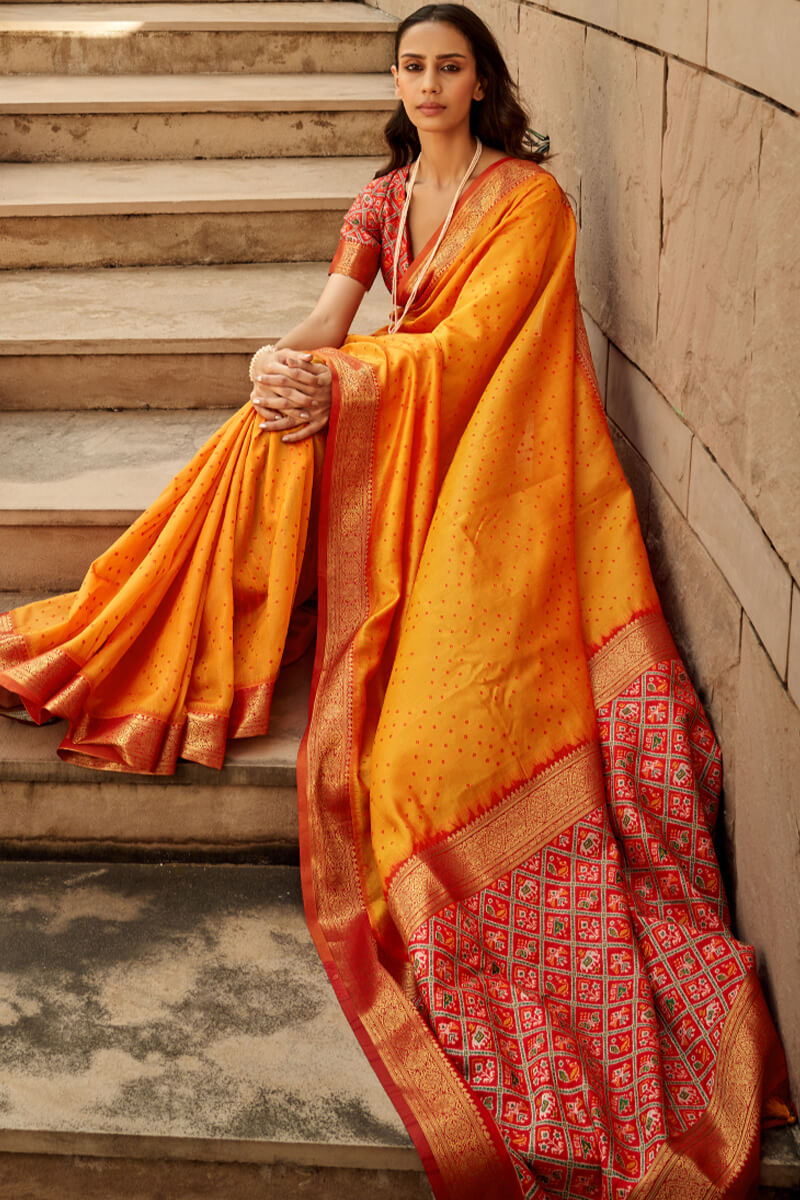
[329,176,388,290]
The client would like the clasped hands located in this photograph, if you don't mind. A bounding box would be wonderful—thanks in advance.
[250,346,332,443]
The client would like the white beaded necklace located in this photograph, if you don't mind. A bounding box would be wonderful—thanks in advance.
[388,137,483,335]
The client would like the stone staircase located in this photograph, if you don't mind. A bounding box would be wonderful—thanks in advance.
[1,2,798,1194]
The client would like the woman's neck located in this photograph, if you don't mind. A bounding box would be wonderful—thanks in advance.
[415,129,479,189]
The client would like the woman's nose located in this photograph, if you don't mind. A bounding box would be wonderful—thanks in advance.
[422,69,440,93]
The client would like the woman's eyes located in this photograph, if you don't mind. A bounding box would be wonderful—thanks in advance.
[403,62,461,72]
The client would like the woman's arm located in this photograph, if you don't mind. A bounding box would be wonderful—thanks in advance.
[250,273,367,442]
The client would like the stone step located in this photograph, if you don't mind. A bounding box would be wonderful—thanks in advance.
[0,155,383,268]
[0,863,795,1199]
[0,860,432,1199]
[0,260,391,414]
[0,2,396,76]
[0,72,396,160]
[0,629,310,858]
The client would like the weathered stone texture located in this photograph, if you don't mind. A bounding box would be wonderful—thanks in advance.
[658,61,763,494]
[606,347,691,514]
[469,0,521,82]
[727,621,800,1100]
[688,442,791,676]
[579,31,662,377]
[750,108,800,581]
[608,426,651,542]
[518,7,584,207]
[614,0,707,65]
[645,476,742,739]
[789,586,800,710]
[0,1154,434,1200]
[708,0,800,113]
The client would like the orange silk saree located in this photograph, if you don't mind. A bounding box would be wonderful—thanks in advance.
[302,161,793,1198]
[0,158,792,1195]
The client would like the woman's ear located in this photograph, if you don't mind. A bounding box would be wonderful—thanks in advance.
[473,77,486,102]
[391,64,400,94]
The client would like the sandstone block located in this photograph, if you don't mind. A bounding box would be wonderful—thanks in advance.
[708,0,800,113]
[467,0,521,83]
[546,0,616,28]
[644,477,742,739]
[657,61,763,493]
[579,30,662,377]
[518,6,583,206]
[727,620,800,1100]
[606,346,691,514]
[615,0,707,64]
[788,585,800,710]
[688,442,791,676]
[608,426,650,541]
[749,108,800,580]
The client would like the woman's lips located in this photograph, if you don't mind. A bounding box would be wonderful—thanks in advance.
[418,103,445,114]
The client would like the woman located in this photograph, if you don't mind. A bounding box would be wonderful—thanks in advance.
[0,5,793,1196]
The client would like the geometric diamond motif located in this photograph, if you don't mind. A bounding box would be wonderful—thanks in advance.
[409,660,754,1199]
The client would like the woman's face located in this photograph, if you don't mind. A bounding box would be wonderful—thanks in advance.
[392,21,484,137]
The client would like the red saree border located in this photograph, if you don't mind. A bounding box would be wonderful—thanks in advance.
[298,349,523,1200]
[1,616,277,772]
[387,743,603,945]
[631,972,787,1200]
[588,610,677,709]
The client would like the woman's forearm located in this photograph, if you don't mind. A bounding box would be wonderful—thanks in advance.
[274,311,346,353]
[273,274,367,354]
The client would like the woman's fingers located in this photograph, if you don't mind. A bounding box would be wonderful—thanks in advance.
[280,416,327,443]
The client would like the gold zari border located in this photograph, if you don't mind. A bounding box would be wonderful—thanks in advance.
[305,350,518,1198]
[588,610,677,710]
[630,972,776,1200]
[388,743,604,944]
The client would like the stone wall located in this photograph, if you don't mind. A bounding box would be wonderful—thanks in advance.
[370,0,800,1099]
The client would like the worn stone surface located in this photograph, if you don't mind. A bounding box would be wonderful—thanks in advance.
[614,0,707,64]
[518,6,583,208]
[645,476,742,741]
[0,109,389,163]
[1,408,230,516]
[0,210,344,270]
[728,621,800,1101]
[0,262,391,355]
[0,353,250,412]
[545,0,615,28]
[658,62,763,494]
[608,426,650,543]
[708,0,800,113]
[0,863,415,1162]
[0,1154,434,1200]
[579,30,662,377]
[688,442,791,677]
[0,29,395,77]
[749,107,800,581]
[606,346,691,514]
[468,0,520,83]
[0,525,123,591]
[789,586,800,711]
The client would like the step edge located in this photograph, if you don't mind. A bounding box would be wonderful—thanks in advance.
[0,1127,423,1171]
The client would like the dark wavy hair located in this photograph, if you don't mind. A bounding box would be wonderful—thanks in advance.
[376,3,549,178]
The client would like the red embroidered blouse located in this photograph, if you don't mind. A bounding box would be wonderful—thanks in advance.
[328,167,412,292]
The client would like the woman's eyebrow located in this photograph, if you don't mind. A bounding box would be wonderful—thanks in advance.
[399,52,468,60]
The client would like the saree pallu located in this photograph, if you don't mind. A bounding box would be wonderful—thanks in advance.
[301,162,793,1198]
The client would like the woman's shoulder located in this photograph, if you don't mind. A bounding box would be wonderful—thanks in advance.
[354,165,408,204]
